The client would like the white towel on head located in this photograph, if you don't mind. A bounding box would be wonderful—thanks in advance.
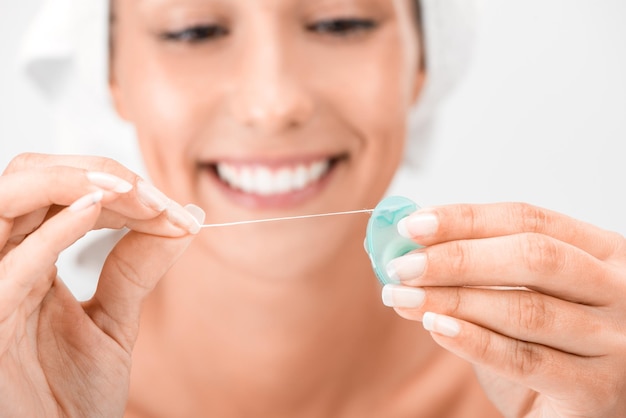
[18,0,144,175]
[18,0,480,172]
[406,0,481,167]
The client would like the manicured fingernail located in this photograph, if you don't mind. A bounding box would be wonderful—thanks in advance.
[423,312,460,337]
[166,201,202,234]
[184,204,205,235]
[87,172,133,193]
[381,284,425,308]
[386,252,427,282]
[69,190,104,212]
[397,212,438,238]
[137,180,170,211]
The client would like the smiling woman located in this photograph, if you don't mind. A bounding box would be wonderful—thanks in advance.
[107,0,423,286]
[3,0,626,417]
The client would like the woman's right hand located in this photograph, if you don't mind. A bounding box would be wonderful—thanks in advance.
[0,153,204,418]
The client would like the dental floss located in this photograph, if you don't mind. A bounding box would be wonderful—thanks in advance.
[199,196,423,287]
[200,209,375,228]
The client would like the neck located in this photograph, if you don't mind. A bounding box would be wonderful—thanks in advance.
[133,237,437,417]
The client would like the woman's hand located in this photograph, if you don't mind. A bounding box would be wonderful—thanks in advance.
[0,153,204,418]
[380,202,626,418]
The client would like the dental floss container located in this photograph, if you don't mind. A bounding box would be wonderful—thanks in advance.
[365,196,423,285]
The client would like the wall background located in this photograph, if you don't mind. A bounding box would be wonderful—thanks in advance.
[2,0,625,235]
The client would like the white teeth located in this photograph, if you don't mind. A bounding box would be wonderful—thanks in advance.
[294,165,308,189]
[216,159,331,195]
[275,169,291,194]
[240,167,254,193]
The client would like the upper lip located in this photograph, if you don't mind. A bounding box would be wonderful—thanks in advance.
[196,152,348,168]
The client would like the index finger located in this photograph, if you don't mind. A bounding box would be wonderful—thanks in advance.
[4,153,135,179]
[4,153,180,220]
[0,166,113,218]
[0,167,199,244]
[398,203,624,260]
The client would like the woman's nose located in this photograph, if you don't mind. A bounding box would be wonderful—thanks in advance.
[228,34,314,135]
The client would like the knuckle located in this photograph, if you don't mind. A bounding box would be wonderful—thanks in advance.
[97,157,129,178]
[455,204,483,236]
[510,340,542,376]
[514,202,550,233]
[511,291,552,332]
[446,287,464,317]
[107,253,149,292]
[4,152,43,174]
[444,240,472,276]
[518,233,565,276]
[474,328,494,361]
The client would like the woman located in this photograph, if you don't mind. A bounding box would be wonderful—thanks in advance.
[3,0,626,416]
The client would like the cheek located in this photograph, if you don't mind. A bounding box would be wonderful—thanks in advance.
[127,60,203,143]
[326,36,414,182]
[116,44,217,186]
[113,67,191,203]
[114,27,214,142]
[327,32,415,138]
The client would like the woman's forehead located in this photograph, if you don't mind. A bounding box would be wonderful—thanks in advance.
[124,0,408,14]
[134,0,399,6]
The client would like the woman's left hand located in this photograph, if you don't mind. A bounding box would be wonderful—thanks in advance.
[381,203,626,418]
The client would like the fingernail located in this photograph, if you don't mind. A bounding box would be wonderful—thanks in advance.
[386,252,427,282]
[137,180,170,212]
[87,172,133,193]
[184,204,205,235]
[398,212,438,238]
[381,284,425,308]
[423,312,460,337]
[166,201,202,234]
[69,190,104,212]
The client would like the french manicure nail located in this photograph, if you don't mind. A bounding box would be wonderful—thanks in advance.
[386,252,427,282]
[166,201,202,234]
[86,172,133,193]
[184,204,205,235]
[397,212,438,238]
[69,190,104,212]
[137,180,170,212]
[422,312,460,337]
[381,284,425,308]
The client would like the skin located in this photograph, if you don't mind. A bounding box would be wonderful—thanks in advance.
[1,0,625,417]
[0,156,203,418]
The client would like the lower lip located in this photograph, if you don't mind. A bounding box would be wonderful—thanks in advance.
[203,163,340,210]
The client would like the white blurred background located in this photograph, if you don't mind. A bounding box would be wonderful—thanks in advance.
[2,0,626,235]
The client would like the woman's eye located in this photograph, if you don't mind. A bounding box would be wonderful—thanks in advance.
[160,24,229,43]
[306,18,378,37]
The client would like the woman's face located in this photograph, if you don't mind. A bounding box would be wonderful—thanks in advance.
[110,0,424,279]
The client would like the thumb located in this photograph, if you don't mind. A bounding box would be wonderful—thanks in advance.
[85,204,205,351]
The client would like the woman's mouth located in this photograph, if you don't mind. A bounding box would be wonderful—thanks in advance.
[201,155,346,208]
[216,159,330,195]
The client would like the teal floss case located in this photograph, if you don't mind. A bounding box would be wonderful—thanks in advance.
[365,196,423,285]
